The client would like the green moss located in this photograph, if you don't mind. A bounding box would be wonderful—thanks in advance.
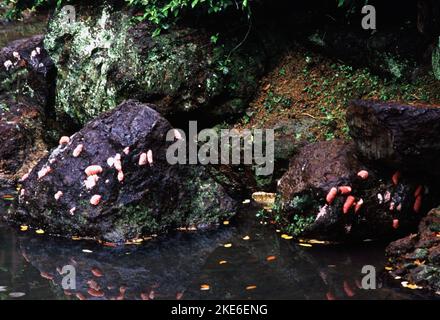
[266,194,318,237]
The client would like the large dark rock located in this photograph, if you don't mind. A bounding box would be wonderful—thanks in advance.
[0,100,49,180]
[43,4,274,124]
[6,100,236,243]
[0,35,55,108]
[347,100,440,176]
[0,35,60,210]
[386,208,440,293]
[274,140,439,241]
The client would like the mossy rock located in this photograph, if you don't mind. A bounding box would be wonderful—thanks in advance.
[44,4,269,124]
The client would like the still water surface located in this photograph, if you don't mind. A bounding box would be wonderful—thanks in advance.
[0,208,433,300]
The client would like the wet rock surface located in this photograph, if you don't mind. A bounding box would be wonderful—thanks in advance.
[275,140,439,241]
[0,35,55,108]
[0,36,58,184]
[7,100,236,243]
[43,4,272,125]
[386,208,440,293]
[347,100,440,175]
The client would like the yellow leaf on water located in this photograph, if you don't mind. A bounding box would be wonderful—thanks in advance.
[71,236,81,240]
[224,243,232,248]
[299,243,312,247]
[308,239,327,244]
[20,225,28,231]
[246,285,257,290]
[242,235,250,240]
[223,221,230,225]
[281,234,293,240]
[385,266,393,271]
[219,260,227,265]
[414,259,425,266]
[35,229,44,234]
[200,284,210,291]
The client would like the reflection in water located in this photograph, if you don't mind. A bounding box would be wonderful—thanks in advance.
[0,208,435,300]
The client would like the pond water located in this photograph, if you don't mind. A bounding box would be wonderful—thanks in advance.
[0,206,434,300]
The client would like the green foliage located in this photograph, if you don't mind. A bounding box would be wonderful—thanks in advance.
[3,0,249,32]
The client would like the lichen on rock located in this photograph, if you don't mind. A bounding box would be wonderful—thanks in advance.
[44,4,268,124]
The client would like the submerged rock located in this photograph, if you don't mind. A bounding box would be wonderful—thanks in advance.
[386,208,440,293]
[7,100,236,242]
[274,140,439,241]
[44,4,270,124]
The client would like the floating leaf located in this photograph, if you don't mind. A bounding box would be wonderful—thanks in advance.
[223,221,230,225]
[299,243,312,247]
[385,266,393,271]
[219,260,227,265]
[71,236,81,240]
[242,199,251,204]
[82,249,93,253]
[266,255,276,261]
[35,229,45,234]
[281,234,293,240]
[200,284,210,291]
[242,235,250,240]
[308,239,327,244]
[20,225,28,231]
[246,285,257,290]
[223,243,232,248]
[9,292,25,298]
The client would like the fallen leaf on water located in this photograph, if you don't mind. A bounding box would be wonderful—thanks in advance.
[414,259,425,266]
[20,225,28,231]
[242,199,251,204]
[299,243,312,247]
[82,249,93,253]
[0,286,7,292]
[35,229,45,234]
[224,243,232,248]
[385,266,393,271]
[219,260,227,265]
[394,276,402,280]
[9,292,25,298]
[401,281,422,290]
[308,239,327,244]
[102,241,118,247]
[246,285,257,290]
[223,221,230,225]
[200,284,210,291]
[266,255,276,261]
[72,236,81,240]
[242,235,250,240]
[281,234,293,240]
